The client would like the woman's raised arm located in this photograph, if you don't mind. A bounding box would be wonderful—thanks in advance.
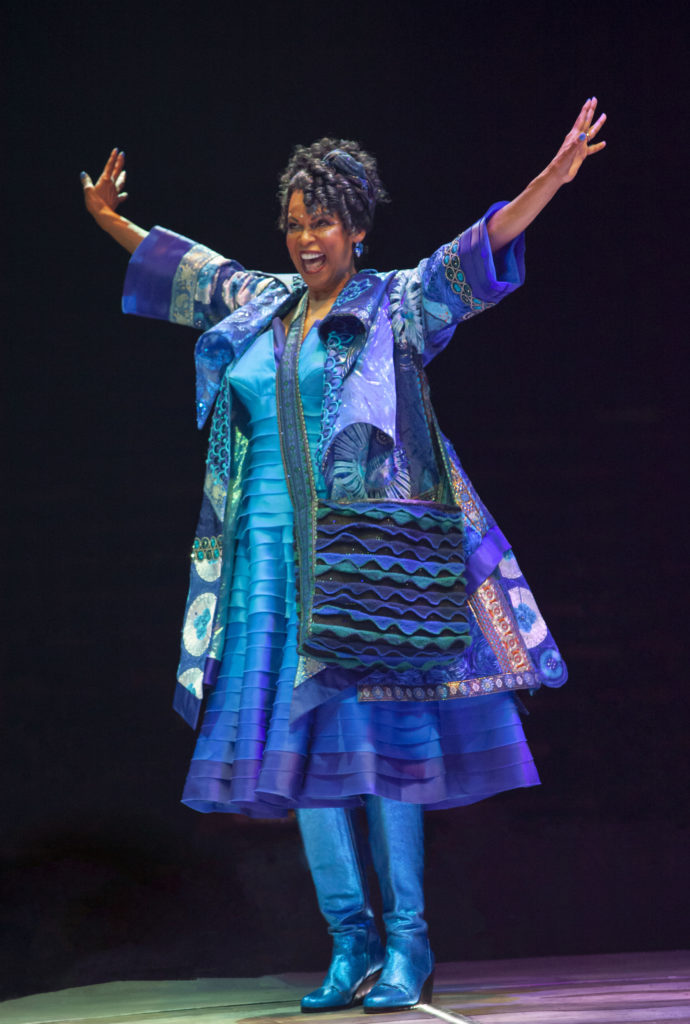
[487,97,607,253]
[80,148,148,253]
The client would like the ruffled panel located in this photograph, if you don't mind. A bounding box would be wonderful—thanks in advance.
[184,506,538,815]
[183,742,538,816]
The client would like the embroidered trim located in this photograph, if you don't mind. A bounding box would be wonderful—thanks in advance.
[469,577,533,674]
[449,460,490,534]
[275,296,319,644]
[191,535,223,562]
[358,671,537,702]
[317,329,359,466]
[170,246,223,327]
[389,269,425,352]
[442,238,495,319]
[336,276,376,305]
[206,377,231,488]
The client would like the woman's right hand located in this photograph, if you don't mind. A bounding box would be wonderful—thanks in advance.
[80,148,147,253]
[81,148,128,222]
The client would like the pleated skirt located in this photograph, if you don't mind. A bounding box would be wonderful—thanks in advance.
[181,408,540,819]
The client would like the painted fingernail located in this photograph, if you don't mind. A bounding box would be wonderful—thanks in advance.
[120,150,125,157]
[80,171,87,180]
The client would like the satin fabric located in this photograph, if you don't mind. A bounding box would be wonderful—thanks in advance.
[181,328,539,817]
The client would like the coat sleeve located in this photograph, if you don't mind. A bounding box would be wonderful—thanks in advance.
[388,202,526,364]
[122,226,291,331]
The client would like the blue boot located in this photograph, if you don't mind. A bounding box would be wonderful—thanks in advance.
[298,807,385,1012]
[362,797,435,1012]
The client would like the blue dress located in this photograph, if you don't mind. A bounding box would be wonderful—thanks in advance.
[182,326,539,818]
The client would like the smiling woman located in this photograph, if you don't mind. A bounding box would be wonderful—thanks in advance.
[284,192,364,315]
[279,139,386,330]
[80,100,605,1014]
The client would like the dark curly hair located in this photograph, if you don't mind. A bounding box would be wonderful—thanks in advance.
[277,137,390,236]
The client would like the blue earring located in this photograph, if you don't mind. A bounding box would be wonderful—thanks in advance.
[353,241,364,259]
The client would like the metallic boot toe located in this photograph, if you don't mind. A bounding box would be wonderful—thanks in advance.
[301,984,355,1012]
[301,960,383,1012]
[300,932,384,1013]
[363,970,434,1012]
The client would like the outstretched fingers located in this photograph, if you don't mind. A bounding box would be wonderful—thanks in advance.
[103,147,120,178]
[98,148,126,189]
[573,98,607,154]
[552,98,607,183]
[586,112,607,142]
[112,149,126,178]
[80,148,129,214]
[585,138,607,156]
[572,97,594,134]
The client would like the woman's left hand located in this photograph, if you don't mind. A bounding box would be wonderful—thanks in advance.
[550,97,607,184]
[486,97,607,251]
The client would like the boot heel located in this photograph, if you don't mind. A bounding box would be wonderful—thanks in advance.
[363,967,435,1012]
[417,969,435,1004]
[355,968,383,1002]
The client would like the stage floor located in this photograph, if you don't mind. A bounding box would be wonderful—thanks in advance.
[1,951,688,1024]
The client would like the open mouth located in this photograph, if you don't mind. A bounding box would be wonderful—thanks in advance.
[301,252,327,274]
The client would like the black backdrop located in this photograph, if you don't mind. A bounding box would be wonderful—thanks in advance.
[3,0,687,1002]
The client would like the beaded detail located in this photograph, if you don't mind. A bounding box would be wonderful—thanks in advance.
[442,238,495,319]
[192,535,223,562]
[358,670,538,702]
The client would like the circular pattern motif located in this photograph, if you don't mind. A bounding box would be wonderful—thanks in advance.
[183,592,217,656]
[499,550,522,579]
[508,587,548,648]
[178,667,204,698]
[538,647,566,683]
[194,554,223,583]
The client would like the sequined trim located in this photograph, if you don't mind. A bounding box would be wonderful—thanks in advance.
[294,654,327,689]
[358,671,537,702]
[442,238,495,319]
[206,377,231,488]
[469,578,533,674]
[191,535,223,562]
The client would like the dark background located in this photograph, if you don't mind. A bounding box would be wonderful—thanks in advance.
[3,0,687,1003]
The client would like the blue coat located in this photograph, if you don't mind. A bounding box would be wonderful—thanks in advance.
[123,207,567,729]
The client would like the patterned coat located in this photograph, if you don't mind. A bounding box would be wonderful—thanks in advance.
[123,204,567,728]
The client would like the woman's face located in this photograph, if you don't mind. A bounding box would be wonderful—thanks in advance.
[285,190,365,300]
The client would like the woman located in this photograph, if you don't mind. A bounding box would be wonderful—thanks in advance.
[81,99,606,1012]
